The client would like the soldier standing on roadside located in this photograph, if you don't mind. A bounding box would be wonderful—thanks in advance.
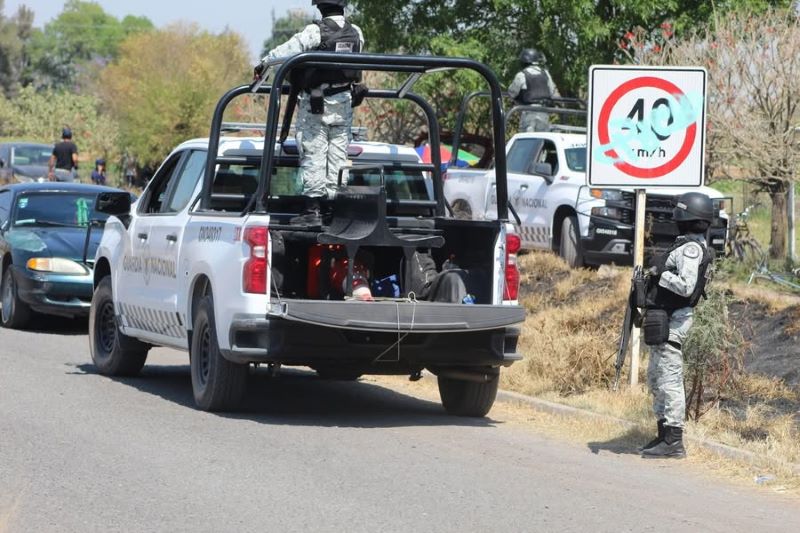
[640,192,715,459]
[508,48,560,132]
[254,0,364,226]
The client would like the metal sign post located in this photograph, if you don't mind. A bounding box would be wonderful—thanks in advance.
[587,65,707,388]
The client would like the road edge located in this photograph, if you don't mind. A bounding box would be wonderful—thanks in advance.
[496,389,800,476]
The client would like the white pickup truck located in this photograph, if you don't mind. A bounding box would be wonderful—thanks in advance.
[444,130,729,267]
[87,55,526,417]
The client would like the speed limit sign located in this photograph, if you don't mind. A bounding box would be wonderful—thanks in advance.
[587,65,707,187]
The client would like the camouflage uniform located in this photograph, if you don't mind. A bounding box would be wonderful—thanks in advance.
[507,65,559,132]
[263,16,364,199]
[646,234,706,429]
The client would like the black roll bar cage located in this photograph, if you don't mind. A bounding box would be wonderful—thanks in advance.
[199,52,509,221]
[449,91,588,167]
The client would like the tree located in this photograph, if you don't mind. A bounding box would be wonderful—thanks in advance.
[350,0,794,98]
[261,8,312,57]
[0,86,120,166]
[99,24,250,166]
[0,0,33,97]
[635,8,800,259]
[27,0,153,89]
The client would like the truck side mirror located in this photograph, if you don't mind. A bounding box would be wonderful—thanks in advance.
[531,162,553,182]
[95,191,131,216]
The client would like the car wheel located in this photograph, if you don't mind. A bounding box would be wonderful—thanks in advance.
[1,267,32,329]
[190,295,247,411]
[89,276,149,375]
[437,374,499,417]
[559,215,584,268]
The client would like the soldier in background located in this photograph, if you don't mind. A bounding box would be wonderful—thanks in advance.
[508,48,559,132]
[640,192,715,459]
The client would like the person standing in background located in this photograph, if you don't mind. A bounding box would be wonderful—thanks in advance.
[91,159,107,185]
[48,127,79,182]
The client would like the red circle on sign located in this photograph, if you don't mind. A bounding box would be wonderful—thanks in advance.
[597,76,697,179]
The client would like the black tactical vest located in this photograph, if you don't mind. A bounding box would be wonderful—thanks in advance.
[290,18,362,90]
[645,237,714,312]
[517,68,551,104]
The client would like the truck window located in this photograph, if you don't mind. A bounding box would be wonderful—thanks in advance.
[507,138,543,174]
[348,168,430,201]
[139,152,184,215]
[166,150,207,213]
[565,147,587,172]
[538,140,559,175]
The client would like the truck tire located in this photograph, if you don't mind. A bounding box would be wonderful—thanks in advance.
[1,267,32,329]
[437,374,499,417]
[190,295,247,411]
[89,276,149,376]
[559,215,584,268]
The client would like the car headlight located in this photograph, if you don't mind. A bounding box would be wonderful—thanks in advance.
[590,188,624,201]
[27,258,88,275]
[591,206,624,220]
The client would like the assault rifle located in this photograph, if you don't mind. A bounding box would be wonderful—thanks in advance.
[612,265,647,391]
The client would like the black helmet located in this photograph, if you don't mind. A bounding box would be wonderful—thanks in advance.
[312,0,347,6]
[62,127,73,139]
[520,48,544,66]
[673,192,714,223]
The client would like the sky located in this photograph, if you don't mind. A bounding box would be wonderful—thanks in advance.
[5,0,311,60]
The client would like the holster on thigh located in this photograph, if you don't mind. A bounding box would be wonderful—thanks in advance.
[310,88,324,115]
[643,309,670,346]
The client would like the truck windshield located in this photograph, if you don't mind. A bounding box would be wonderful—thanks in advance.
[565,147,586,172]
[13,192,108,227]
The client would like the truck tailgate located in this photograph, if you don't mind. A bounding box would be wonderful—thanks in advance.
[269,300,525,333]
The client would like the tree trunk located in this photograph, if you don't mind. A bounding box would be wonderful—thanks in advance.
[769,189,787,259]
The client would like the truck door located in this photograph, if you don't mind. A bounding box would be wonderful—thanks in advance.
[145,149,207,342]
[504,137,551,249]
[116,150,188,342]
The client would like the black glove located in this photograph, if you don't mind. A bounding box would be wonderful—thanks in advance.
[253,61,266,82]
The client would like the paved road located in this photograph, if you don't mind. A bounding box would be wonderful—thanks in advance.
[2,319,799,533]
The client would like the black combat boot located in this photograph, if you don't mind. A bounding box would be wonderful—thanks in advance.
[639,418,666,452]
[641,425,686,459]
[291,198,322,227]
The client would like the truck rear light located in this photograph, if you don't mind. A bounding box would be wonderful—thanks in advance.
[504,233,521,301]
[244,227,268,294]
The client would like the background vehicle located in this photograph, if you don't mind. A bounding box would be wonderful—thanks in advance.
[0,182,121,328]
[444,98,730,267]
[0,142,72,184]
[90,53,524,417]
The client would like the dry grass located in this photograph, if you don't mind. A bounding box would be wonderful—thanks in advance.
[500,251,800,490]
[504,253,630,396]
[730,283,800,313]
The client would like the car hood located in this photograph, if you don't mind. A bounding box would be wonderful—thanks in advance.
[11,165,70,181]
[7,226,101,263]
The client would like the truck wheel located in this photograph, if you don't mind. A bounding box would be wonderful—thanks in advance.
[190,295,247,411]
[559,215,584,268]
[89,276,149,376]
[437,374,499,417]
[1,267,32,329]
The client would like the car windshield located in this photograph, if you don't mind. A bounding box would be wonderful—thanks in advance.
[12,192,108,228]
[565,147,587,172]
[11,145,52,166]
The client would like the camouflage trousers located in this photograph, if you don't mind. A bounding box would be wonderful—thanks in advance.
[520,111,550,132]
[295,90,353,199]
[646,307,693,428]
